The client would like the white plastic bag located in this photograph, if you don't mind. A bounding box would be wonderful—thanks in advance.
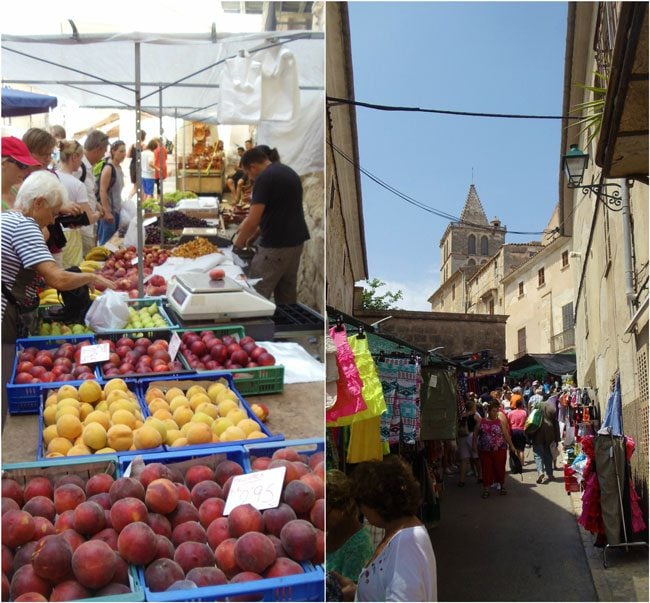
[84,289,130,332]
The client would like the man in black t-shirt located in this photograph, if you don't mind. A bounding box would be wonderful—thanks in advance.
[233,148,309,304]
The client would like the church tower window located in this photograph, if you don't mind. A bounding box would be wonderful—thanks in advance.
[468,234,476,255]
[480,235,488,255]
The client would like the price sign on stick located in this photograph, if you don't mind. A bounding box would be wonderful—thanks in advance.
[168,332,181,361]
[223,467,286,515]
[79,342,110,365]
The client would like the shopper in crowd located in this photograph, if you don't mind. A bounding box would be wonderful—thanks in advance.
[530,386,561,484]
[49,125,67,169]
[140,139,158,201]
[473,400,517,498]
[23,127,56,171]
[226,146,246,196]
[127,130,146,201]
[510,385,523,409]
[457,399,482,486]
[326,469,374,590]
[96,140,126,245]
[55,140,101,267]
[244,138,254,150]
[153,137,168,196]
[233,147,310,304]
[331,455,437,601]
[1,137,40,209]
[528,382,544,408]
[507,397,528,467]
[501,387,512,413]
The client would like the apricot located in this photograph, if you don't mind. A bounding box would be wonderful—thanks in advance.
[47,437,73,457]
[71,540,116,589]
[56,415,82,440]
[82,423,107,450]
[228,504,263,538]
[144,558,185,592]
[186,422,212,445]
[2,510,35,549]
[103,378,128,395]
[106,424,133,451]
[234,532,276,574]
[134,425,163,450]
[117,521,157,566]
[174,541,215,574]
[78,380,102,404]
[31,534,72,582]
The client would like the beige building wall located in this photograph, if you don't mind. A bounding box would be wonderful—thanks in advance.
[428,268,471,313]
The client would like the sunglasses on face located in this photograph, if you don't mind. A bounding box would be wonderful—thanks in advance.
[3,157,31,170]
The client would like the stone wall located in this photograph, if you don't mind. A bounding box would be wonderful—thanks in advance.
[355,309,507,360]
[297,171,324,314]
[445,224,506,277]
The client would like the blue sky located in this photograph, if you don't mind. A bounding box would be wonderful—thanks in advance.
[348,1,568,310]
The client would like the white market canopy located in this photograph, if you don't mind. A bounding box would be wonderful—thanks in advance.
[2,30,324,174]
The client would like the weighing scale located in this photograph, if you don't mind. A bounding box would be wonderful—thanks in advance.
[167,273,276,321]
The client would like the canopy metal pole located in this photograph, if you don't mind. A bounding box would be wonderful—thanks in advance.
[135,42,144,298]
[159,85,165,247]
[174,107,178,195]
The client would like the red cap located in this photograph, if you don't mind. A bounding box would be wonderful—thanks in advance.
[1,136,41,166]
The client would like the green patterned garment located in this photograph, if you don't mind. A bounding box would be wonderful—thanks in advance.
[326,526,375,582]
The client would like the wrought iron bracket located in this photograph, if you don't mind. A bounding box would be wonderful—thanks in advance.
[579,177,623,211]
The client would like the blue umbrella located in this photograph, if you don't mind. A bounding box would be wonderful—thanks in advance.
[2,87,58,117]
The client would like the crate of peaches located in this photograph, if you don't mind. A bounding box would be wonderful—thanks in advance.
[138,374,282,452]
[38,378,166,460]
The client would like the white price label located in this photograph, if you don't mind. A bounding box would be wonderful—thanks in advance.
[79,342,111,365]
[223,467,286,515]
[168,332,181,361]
[429,374,438,388]
[131,257,139,265]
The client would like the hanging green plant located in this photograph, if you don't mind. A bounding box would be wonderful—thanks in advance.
[568,71,608,146]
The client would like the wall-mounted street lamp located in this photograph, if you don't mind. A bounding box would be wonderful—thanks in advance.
[562,144,622,211]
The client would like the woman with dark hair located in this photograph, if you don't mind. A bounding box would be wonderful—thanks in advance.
[255,144,280,163]
[97,140,126,245]
[507,396,528,467]
[331,456,437,602]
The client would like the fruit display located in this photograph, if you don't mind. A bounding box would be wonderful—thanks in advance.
[171,237,221,259]
[144,224,180,246]
[154,211,209,229]
[78,260,103,274]
[84,246,112,262]
[123,302,171,331]
[94,246,169,296]
[38,288,101,308]
[38,321,93,336]
[1,462,143,601]
[94,336,185,378]
[121,445,322,597]
[40,379,164,458]
[12,341,97,385]
[142,379,269,447]
[180,332,276,372]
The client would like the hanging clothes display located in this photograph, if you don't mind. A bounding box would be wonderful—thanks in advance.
[377,358,422,446]
[419,365,458,441]
[348,416,384,463]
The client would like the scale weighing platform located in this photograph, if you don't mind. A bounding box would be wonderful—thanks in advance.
[167,273,276,322]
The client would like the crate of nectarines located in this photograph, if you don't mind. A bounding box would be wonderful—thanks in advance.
[1,455,145,601]
[37,378,166,461]
[137,373,283,454]
[115,445,324,602]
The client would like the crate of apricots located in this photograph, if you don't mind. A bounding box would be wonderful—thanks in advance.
[138,374,281,453]
[38,378,166,460]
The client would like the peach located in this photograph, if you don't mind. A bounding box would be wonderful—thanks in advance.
[71,540,117,589]
[291,461,312,479]
[279,519,317,562]
[186,566,227,587]
[251,457,272,471]
[1,573,8,600]
[22,496,56,523]
[31,534,72,582]
[214,538,241,578]
[148,513,173,538]
[2,545,13,576]
[58,529,85,553]
[11,541,38,574]
[85,473,114,497]
[2,497,20,515]
[267,534,287,558]
[24,477,53,502]
[229,571,264,601]
[144,558,185,592]
[153,534,175,560]
[234,532,276,574]
[308,451,324,470]
[262,503,297,537]
[300,473,324,499]
[268,459,299,485]
[53,484,86,515]
[112,555,129,585]
[309,499,324,530]
[109,477,145,505]
[32,517,55,541]
[190,480,223,509]
[312,528,324,564]
[14,593,49,602]
[95,583,131,596]
[2,510,35,549]
[228,503,263,538]
[206,516,230,550]
[222,476,235,499]
[87,492,111,510]
[213,460,244,487]
[174,541,215,574]
[54,475,85,490]
[110,497,149,532]
[9,565,51,600]
[184,465,215,490]
[272,447,301,462]
[2,479,24,507]
[167,500,199,529]
[313,461,325,480]
[117,521,157,566]
[145,478,179,515]
[90,528,119,551]
[138,462,181,489]
[265,556,304,578]
[198,497,225,528]
[167,579,198,591]
[49,580,92,602]
[54,510,75,533]
[72,501,106,536]
[172,521,207,547]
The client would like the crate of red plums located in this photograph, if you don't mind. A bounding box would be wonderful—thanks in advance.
[175,327,284,396]
[8,336,100,415]
[1,455,145,601]
[116,442,324,602]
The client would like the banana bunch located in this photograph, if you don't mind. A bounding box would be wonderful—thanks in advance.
[39,288,61,306]
[89,290,101,301]
[79,260,102,273]
[85,246,111,261]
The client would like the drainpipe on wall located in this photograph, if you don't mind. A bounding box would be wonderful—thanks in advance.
[620,179,636,313]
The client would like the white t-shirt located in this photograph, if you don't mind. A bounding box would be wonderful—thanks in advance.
[355,525,437,602]
[141,150,155,179]
[56,169,95,240]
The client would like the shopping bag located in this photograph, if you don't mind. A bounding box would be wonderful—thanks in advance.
[509,449,523,475]
[84,289,129,332]
[524,407,543,436]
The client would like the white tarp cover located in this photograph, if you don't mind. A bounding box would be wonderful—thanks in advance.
[1,31,323,175]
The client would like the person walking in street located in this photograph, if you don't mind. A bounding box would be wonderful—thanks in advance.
[473,400,517,498]
[507,397,528,467]
[529,386,561,483]
[1,137,40,209]
[457,399,482,486]
[96,140,126,245]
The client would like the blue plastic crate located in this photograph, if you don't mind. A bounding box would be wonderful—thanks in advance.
[8,335,99,415]
[79,564,145,602]
[245,438,324,467]
[37,378,165,461]
[136,372,284,453]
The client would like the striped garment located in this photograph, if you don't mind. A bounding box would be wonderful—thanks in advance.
[1,210,53,321]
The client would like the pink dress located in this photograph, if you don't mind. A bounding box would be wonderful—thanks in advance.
[477,418,507,451]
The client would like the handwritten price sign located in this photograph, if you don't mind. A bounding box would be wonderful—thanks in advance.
[79,342,110,365]
[168,332,181,361]
[223,466,286,515]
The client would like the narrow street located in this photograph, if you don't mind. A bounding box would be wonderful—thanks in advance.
[430,456,598,602]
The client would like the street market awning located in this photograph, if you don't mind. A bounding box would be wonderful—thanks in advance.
[1,87,57,117]
[508,353,577,377]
